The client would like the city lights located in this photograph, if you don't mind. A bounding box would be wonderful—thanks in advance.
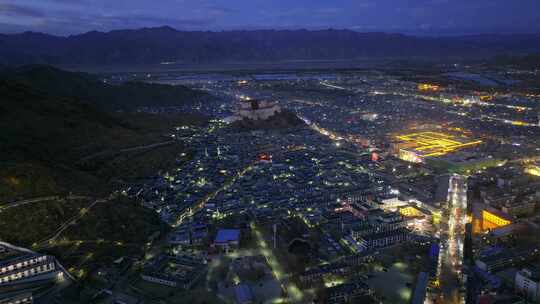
[395,131,483,162]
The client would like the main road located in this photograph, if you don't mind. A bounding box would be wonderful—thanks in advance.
[436,174,467,304]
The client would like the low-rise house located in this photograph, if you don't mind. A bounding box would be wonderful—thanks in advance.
[299,262,349,286]
[141,254,206,289]
[325,281,373,304]
[355,228,410,250]
[476,248,540,273]
[213,229,241,252]
[0,291,33,304]
[234,284,254,304]
[515,265,540,303]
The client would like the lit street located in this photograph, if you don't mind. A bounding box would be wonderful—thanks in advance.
[435,175,467,304]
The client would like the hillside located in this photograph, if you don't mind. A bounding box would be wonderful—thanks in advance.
[0,65,208,110]
[1,28,540,65]
[492,53,540,69]
[0,72,203,285]
[0,79,206,201]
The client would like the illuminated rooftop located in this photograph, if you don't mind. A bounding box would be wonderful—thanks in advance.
[525,164,540,177]
[395,131,482,159]
[482,209,511,230]
[418,83,440,91]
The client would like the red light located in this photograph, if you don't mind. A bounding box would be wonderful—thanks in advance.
[259,153,272,161]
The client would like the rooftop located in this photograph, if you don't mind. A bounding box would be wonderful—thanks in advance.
[234,284,254,304]
[0,246,24,261]
[361,228,409,241]
[215,229,241,244]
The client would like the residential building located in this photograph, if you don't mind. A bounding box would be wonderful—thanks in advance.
[355,228,410,250]
[213,229,241,252]
[515,265,540,303]
[0,292,32,304]
[325,281,373,304]
[0,245,59,286]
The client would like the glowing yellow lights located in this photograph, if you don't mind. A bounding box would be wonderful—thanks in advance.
[399,206,423,217]
[395,131,482,162]
[418,83,441,92]
[5,176,20,186]
[482,210,511,228]
[324,278,345,287]
[510,120,527,126]
[525,165,540,177]
[399,149,423,163]
[432,211,441,225]
[479,95,493,102]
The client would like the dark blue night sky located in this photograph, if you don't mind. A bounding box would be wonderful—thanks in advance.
[1,0,539,36]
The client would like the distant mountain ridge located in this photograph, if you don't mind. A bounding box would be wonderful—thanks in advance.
[1,27,540,65]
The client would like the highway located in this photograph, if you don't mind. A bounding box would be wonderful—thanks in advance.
[436,174,467,304]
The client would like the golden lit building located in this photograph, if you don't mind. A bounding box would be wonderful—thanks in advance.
[393,131,482,163]
[418,83,440,91]
[525,165,540,177]
[482,209,511,230]
[399,206,424,217]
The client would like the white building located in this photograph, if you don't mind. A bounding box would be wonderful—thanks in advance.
[356,228,410,250]
[227,99,281,122]
[379,196,409,210]
[0,292,33,304]
[0,244,61,287]
[515,266,540,303]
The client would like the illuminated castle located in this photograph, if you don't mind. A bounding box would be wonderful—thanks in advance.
[227,97,281,122]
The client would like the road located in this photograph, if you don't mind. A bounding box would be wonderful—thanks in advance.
[436,174,467,304]
[0,194,92,211]
[251,223,305,303]
[37,196,113,248]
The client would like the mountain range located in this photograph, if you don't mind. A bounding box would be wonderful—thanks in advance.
[1,27,540,65]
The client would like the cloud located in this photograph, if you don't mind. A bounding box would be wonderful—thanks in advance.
[0,3,44,18]
[316,8,343,16]
[204,5,237,15]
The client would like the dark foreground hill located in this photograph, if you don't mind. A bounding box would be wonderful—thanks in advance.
[1,27,540,65]
[0,70,209,290]
[0,73,206,201]
[0,65,208,110]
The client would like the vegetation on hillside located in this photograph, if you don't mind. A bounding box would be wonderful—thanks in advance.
[0,78,206,201]
[0,67,204,286]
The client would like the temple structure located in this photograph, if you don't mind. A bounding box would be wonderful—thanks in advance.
[227,98,281,122]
